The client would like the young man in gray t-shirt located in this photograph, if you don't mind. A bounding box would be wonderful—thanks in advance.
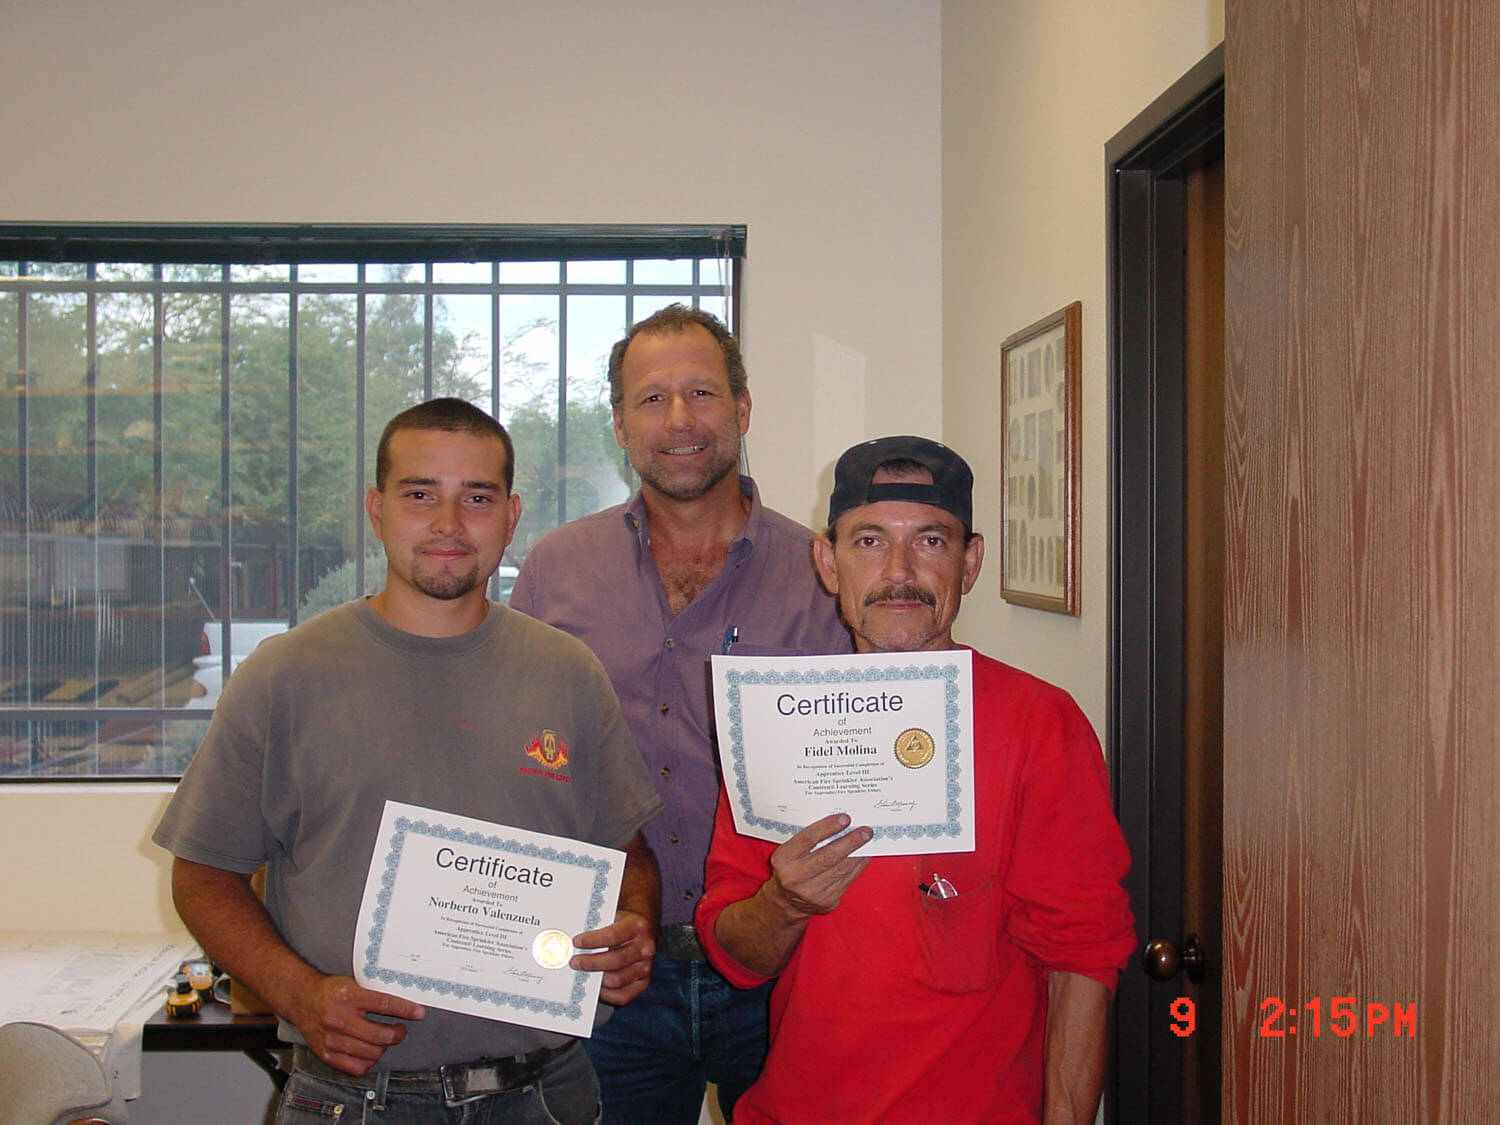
[155,398,662,1124]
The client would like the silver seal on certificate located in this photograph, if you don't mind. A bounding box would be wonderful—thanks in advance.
[532,929,574,970]
[893,727,936,769]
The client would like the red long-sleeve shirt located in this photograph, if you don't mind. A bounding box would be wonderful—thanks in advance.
[696,649,1136,1124]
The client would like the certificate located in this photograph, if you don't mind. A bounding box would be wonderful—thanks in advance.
[711,649,974,856]
[353,801,624,1037]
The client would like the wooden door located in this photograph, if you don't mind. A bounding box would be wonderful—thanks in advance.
[1224,0,1500,1119]
[1107,46,1224,1125]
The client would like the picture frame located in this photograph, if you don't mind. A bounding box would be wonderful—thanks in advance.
[999,301,1081,615]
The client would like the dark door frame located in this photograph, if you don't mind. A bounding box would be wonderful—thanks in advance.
[1105,43,1224,1125]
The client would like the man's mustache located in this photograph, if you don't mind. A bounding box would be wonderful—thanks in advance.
[864,585,936,608]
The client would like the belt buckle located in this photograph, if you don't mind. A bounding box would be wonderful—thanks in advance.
[441,1059,496,1103]
[661,922,705,961]
[441,1057,531,1103]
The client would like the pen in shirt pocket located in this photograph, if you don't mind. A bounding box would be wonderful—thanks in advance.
[919,873,959,899]
[721,625,740,654]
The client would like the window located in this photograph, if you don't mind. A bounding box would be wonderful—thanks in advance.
[0,224,743,780]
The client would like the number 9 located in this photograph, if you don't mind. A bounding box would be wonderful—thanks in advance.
[1170,996,1196,1038]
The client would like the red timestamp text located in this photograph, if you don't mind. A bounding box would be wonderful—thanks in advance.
[1258,997,1415,1037]
[1168,997,1417,1038]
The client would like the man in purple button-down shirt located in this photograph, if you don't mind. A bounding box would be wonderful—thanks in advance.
[510,305,851,1124]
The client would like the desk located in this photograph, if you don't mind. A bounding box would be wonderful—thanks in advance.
[0,932,288,1102]
[143,1002,286,1089]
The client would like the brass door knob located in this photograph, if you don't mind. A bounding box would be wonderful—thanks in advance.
[1141,932,1205,982]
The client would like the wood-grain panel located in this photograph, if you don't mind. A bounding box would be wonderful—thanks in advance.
[1225,0,1500,1121]
[1184,155,1226,1125]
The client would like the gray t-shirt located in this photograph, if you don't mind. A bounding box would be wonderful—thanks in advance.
[154,599,661,1068]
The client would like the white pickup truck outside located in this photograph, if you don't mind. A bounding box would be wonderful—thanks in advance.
[185,620,287,709]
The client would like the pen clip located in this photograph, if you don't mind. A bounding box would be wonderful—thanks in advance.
[921,873,958,899]
[721,625,740,655]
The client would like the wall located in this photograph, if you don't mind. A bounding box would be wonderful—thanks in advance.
[0,0,943,916]
[941,0,1222,729]
[1,2,939,1120]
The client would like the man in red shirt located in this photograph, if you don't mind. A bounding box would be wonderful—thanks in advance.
[696,436,1136,1124]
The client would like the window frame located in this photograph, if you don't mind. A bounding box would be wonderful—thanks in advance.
[0,223,745,782]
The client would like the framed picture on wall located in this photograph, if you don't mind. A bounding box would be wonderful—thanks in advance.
[999,301,1081,615]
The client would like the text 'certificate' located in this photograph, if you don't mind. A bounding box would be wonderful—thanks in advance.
[353,801,624,1037]
[711,649,974,856]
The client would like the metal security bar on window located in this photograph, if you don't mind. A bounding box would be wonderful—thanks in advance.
[0,224,742,780]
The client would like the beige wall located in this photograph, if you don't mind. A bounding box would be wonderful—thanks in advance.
[1,0,941,922]
[941,0,1222,728]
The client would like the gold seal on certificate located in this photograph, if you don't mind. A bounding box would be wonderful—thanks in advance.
[532,929,573,970]
[894,727,936,768]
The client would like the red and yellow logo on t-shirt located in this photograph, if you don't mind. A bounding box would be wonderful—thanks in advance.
[524,729,569,770]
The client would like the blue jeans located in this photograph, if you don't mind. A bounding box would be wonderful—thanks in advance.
[585,954,772,1124]
[275,1042,601,1125]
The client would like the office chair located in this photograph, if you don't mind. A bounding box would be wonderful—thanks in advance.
[0,1021,126,1125]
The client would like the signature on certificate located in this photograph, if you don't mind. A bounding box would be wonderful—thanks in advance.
[874,798,917,814]
[506,966,544,986]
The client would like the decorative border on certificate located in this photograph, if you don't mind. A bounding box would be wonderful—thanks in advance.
[721,660,967,842]
[361,814,611,1021]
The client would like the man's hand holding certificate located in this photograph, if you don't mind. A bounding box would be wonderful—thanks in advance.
[711,649,975,856]
[352,801,626,1037]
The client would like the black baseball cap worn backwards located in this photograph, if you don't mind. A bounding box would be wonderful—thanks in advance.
[827,435,974,532]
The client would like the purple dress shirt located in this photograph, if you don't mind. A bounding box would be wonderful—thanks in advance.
[510,476,852,926]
